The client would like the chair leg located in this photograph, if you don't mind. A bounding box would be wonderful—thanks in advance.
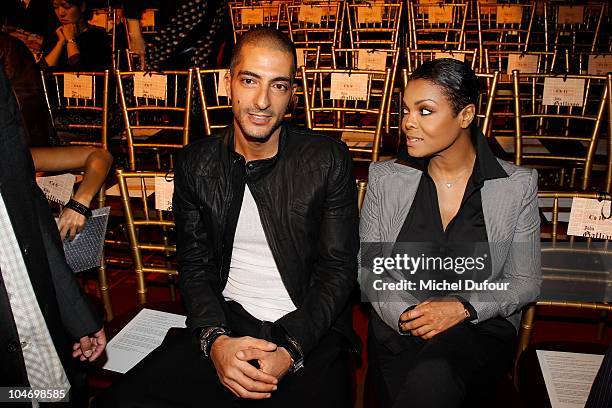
[514,304,536,390]
[97,254,114,321]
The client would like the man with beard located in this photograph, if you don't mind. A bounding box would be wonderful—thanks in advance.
[94,28,359,408]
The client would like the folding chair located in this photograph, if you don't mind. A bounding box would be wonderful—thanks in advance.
[301,67,393,162]
[551,2,607,54]
[229,2,283,44]
[194,68,233,136]
[345,1,403,49]
[41,70,111,149]
[115,169,178,304]
[115,70,193,170]
[286,1,345,67]
[512,71,609,190]
[514,190,611,388]
[407,2,468,50]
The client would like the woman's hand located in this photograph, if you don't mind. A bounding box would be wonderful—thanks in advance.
[61,23,79,41]
[55,26,67,45]
[399,298,466,340]
[58,206,87,241]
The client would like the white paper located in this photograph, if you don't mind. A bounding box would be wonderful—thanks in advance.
[62,207,110,273]
[36,174,75,205]
[154,177,174,212]
[537,350,604,408]
[63,74,93,100]
[106,178,155,198]
[330,73,368,101]
[587,55,612,75]
[134,74,167,100]
[103,308,186,374]
[542,78,585,107]
[357,49,387,70]
[567,197,612,240]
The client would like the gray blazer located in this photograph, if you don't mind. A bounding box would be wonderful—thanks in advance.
[359,158,542,336]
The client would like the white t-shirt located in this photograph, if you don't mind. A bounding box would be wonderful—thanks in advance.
[222,185,297,322]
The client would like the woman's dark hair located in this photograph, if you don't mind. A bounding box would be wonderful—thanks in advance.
[59,0,93,22]
[409,58,480,116]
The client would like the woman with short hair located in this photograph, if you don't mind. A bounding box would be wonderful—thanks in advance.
[360,58,541,407]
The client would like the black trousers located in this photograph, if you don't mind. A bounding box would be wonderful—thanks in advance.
[368,316,516,408]
[93,303,351,408]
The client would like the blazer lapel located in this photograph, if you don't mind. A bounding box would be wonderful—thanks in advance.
[385,169,422,243]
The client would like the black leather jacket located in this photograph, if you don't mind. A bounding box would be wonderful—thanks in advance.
[173,122,360,356]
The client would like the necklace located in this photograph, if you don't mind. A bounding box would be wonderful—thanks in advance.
[432,168,471,189]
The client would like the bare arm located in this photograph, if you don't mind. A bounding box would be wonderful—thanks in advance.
[32,146,113,239]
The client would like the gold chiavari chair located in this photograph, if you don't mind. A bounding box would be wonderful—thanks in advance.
[475,2,537,61]
[194,68,232,136]
[40,70,113,318]
[357,179,368,214]
[483,49,566,156]
[514,190,611,387]
[294,46,322,114]
[41,70,111,149]
[512,71,610,191]
[301,67,392,162]
[286,1,345,67]
[115,169,178,305]
[115,69,193,170]
[345,1,403,50]
[407,2,468,50]
[332,47,400,134]
[571,51,612,76]
[551,2,607,54]
[229,2,283,44]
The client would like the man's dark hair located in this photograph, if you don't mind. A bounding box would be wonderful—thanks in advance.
[230,27,297,80]
[409,58,480,116]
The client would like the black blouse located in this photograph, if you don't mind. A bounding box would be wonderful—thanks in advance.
[44,26,112,72]
[394,129,508,315]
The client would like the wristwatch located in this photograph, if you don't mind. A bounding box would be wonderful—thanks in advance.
[271,325,304,373]
[199,326,231,358]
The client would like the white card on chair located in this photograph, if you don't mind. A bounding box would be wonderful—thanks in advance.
[358,5,383,24]
[330,73,368,101]
[134,73,167,100]
[357,50,386,71]
[63,74,93,100]
[506,54,539,73]
[427,6,452,24]
[567,197,612,240]
[557,6,584,25]
[36,173,75,205]
[496,5,523,24]
[298,5,322,24]
[241,8,264,25]
[140,9,155,28]
[587,55,612,75]
[154,177,174,212]
[542,77,585,107]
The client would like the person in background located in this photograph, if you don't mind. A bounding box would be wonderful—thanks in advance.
[43,0,111,72]
[0,66,106,407]
[0,33,58,147]
[32,146,113,240]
